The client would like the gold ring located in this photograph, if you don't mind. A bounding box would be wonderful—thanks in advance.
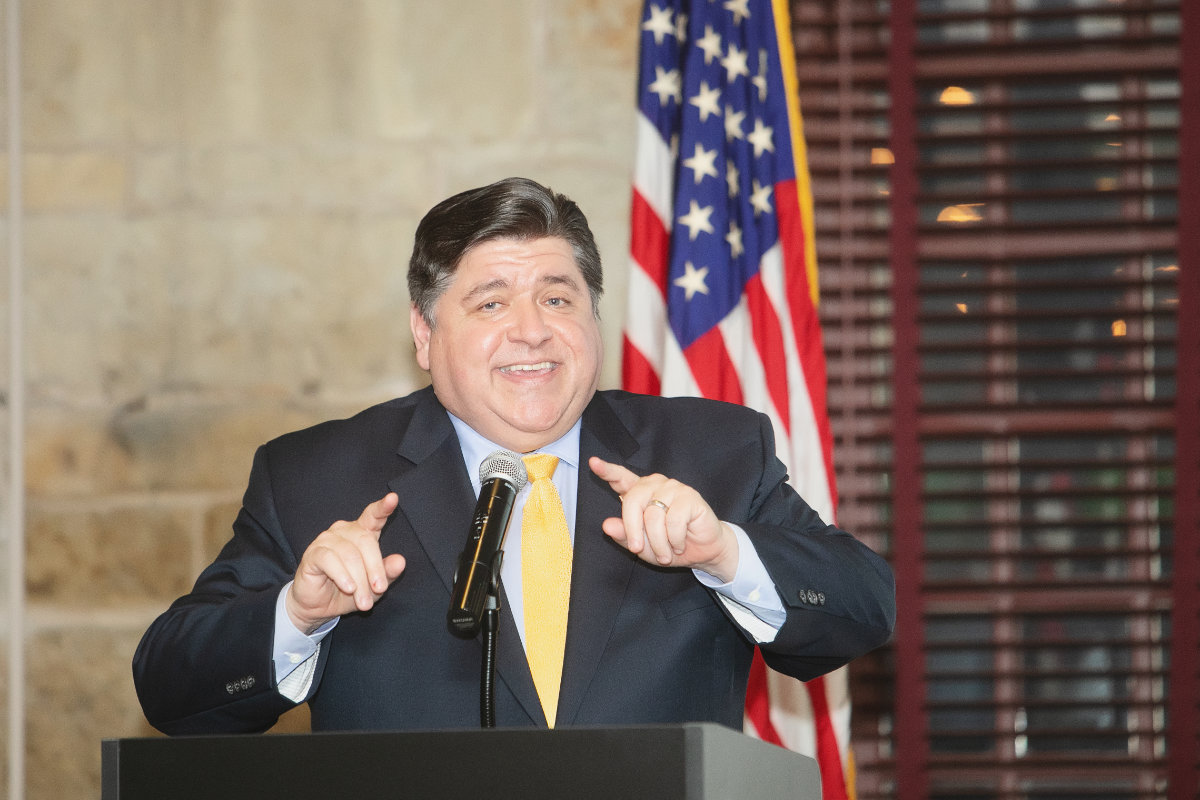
[649,498,669,512]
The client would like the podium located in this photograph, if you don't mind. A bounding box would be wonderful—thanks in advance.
[102,722,821,799]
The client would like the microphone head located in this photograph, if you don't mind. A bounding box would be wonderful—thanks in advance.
[479,450,528,491]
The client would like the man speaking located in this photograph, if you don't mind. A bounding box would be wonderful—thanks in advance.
[133,177,895,735]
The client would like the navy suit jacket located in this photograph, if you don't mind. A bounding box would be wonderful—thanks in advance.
[134,387,895,735]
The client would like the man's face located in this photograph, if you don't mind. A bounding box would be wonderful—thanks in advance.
[411,236,603,454]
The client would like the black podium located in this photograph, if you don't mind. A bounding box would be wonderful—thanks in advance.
[102,722,821,799]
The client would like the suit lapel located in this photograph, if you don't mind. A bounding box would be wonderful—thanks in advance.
[386,388,474,596]
[386,388,543,726]
[555,392,642,727]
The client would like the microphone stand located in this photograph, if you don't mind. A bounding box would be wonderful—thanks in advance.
[480,551,503,728]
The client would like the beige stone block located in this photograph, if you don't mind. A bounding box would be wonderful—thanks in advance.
[103,401,317,491]
[24,208,424,401]
[25,401,321,496]
[356,0,429,141]
[26,503,197,605]
[23,215,176,400]
[22,1,136,147]
[175,0,263,144]
[553,0,643,66]
[26,627,158,800]
[168,212,425,395]
[25,408,136,496]
[127,2,189,145]
[23,152,129,213]
[174,0,541,144]
[130,149,189,211]
[182,143,436,214]
[395,0,540,142]
[178,0,415,143]
[544,0,642,141]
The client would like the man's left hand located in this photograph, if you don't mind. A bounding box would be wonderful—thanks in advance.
[588,456,739,583]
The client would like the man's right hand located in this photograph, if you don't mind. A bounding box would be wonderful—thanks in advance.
[285,493,406,634]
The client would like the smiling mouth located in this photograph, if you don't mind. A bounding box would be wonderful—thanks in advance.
[500,361,557,374]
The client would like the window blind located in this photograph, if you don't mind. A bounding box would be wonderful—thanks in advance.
[792,0,1194,797]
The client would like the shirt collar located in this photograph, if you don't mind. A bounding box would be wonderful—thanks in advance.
[447,413,581,493]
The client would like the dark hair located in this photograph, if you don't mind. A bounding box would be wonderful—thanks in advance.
[407,177,603,326]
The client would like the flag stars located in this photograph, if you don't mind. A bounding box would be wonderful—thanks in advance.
[726,221,745,259]
[747,118,775,157]
[750,179,773,216]
[726,162,741,197]
[642,4,676,45]
[724,105,746,141]
[675,11,689,43]
[648,65,682,105]
[683,142,720,184]
[689,81,722,122]
[695,24,723,65]
[724,0,752,25]
[674,262,711,301]
[677,200,716,240]
[721,44,750,83]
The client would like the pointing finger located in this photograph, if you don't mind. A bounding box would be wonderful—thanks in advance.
[589,457,647,553]
[358,492,399,533]
[588,457,641,496]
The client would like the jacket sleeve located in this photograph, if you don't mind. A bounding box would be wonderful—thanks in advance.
[132,445,310,735]
[731,412,896,681]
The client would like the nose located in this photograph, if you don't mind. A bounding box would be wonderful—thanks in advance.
[507,298,552,345]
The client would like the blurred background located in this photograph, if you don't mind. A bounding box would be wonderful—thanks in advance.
[1,1,1195,798]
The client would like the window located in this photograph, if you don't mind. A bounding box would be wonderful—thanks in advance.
[793,0,1197,797]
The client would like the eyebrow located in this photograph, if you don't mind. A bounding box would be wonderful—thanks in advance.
[460,273,583,304]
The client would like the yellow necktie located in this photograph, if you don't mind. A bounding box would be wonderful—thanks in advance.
[521,453,573,728]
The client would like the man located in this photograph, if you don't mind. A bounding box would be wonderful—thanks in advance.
[134,177,895,735]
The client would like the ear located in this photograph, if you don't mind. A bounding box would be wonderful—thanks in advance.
[410,304,433,371]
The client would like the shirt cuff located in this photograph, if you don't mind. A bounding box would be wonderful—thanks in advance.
[273,582,337,701]
[693,523,786,643]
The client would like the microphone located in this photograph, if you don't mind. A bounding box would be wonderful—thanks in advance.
[448,450,528,635]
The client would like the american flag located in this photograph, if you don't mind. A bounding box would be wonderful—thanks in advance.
[623,0,852,796]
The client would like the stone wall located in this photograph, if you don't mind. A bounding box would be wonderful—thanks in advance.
[1,1,642,796]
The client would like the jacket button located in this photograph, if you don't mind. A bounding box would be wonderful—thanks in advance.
[226,675,256,694]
